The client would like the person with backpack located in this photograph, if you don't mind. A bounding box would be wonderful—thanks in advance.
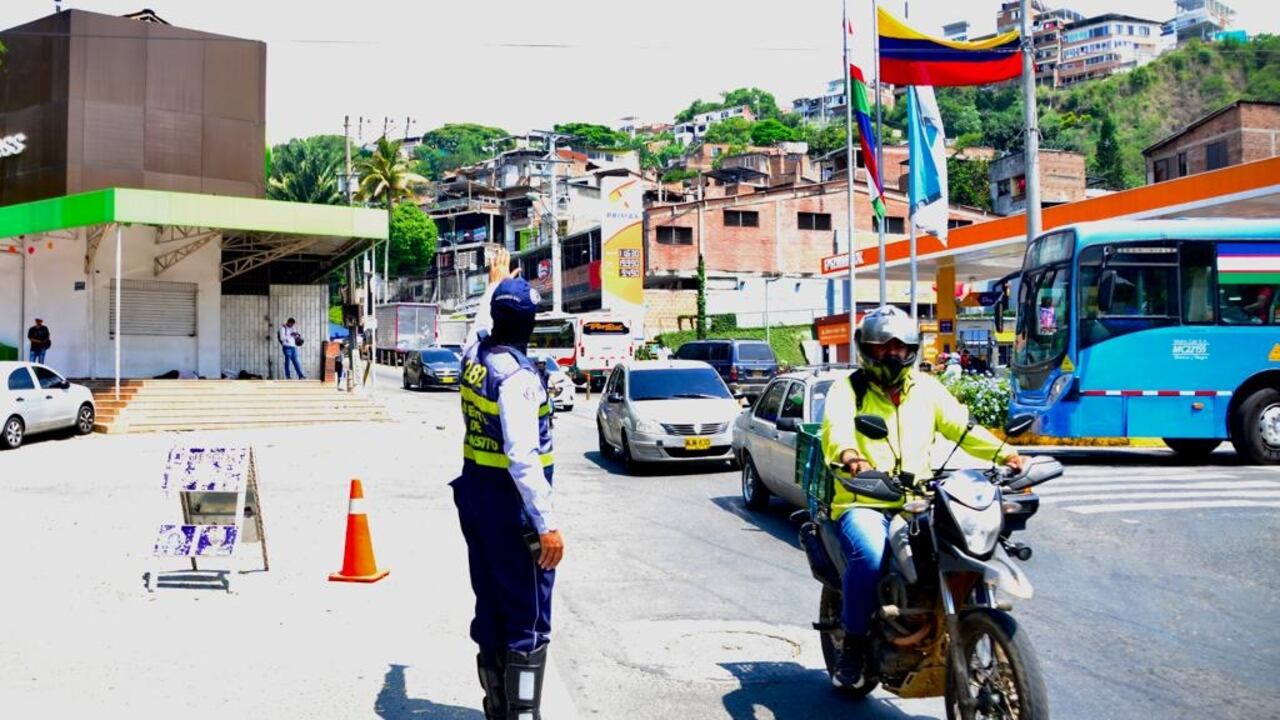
[819,305,1025,690]
[278,318,305,380]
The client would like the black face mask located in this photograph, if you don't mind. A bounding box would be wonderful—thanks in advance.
[489,311,535,355]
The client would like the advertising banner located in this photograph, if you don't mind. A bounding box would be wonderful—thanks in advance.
[600,175,645,335]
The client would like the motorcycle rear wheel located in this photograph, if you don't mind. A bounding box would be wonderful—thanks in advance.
[818,585,879,699]
[945,609,1049,720]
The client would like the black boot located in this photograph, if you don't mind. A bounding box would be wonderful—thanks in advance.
[833,634,869,690]
[503,644,548,720]
[476,649,506,720]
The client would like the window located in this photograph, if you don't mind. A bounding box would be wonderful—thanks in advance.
[797,212,832,231]
[630,368,731,401]
[32,366,64,390]
[754,382,787,423]
[656,226,694,245]
[736,342,775,362]
[7,368,34,391]
[948,219,974,229]
[675,343,707,361]
[1153,157,1173,183]
[781,382,806,420]
[1217,243,1279,325]
[1206,141,1228,171]
[1177,152,1188,178]
[724,210,759,227]
[997,179,1011,196]
[708,343,732,361]
[1077,243,1180,349]
[876,216,906,234]
[811,380,834,422]
[1180,242,1215,324]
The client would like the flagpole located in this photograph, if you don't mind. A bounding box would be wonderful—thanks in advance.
[903,1,917,321]
[871,2,887,308]
[842,0,859,361]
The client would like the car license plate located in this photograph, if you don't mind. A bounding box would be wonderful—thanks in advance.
[752,370,764,378]
[684,437,712,450]
[441,376,456,384]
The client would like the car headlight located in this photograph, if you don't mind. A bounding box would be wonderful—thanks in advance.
[633,418,663,435]
[950,502,1002,557]
[1047,373,1074,403]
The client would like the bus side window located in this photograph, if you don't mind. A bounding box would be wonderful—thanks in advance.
[1220,284,1278,325]
[1180,242,1214,324]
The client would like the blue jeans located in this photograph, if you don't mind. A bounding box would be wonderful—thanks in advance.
[29,348,47,364]
[836,507,892,636]
[282,346,304,379]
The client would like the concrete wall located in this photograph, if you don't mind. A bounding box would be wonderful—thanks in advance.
[0,248,21,350]
[10,225,222,378]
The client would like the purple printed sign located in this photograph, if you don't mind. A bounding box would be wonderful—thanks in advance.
[162,447,249,492]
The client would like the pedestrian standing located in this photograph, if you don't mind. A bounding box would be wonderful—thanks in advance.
[333,341,346,391]
[278,318,306,380]
[27,318,50,364]
[453,269,563,720]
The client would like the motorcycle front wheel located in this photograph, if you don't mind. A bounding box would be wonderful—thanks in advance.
[945,609,1049,720]
[818,585,878,699]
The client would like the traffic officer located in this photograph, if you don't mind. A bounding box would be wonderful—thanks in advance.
[453,274,564,720]
[821,305,1024,690]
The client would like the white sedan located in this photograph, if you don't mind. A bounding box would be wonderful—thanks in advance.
[1,362,96,449]
[531,353,575,411]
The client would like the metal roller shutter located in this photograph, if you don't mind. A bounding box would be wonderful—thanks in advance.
[109,279,198,336]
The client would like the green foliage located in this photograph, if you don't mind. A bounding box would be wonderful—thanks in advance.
[657,324,814,367]
[553,122,629,149]
[661,167,699,183]
[329,305,343,324]
[696,254,707,339]
[388,203,439,276]
[267,135,349,205]
[946,156,992,211]
[808,124,848,156]
[703,117,754,146]
[940,373,1011,428]
[749,118,798,146]
[709,314,738,333]
[675,86,781,122]
[414,124,510,181]
[1092,112,1128,190]
[355,136,427,210]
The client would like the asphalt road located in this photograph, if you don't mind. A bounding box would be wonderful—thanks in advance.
[383,366,1280,720]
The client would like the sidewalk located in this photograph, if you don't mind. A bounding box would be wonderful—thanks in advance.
[0,415,579,718]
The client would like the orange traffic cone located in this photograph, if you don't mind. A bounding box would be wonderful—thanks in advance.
[329,479,390,583]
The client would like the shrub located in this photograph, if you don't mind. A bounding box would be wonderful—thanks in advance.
[940,373,1011,428]
[709,314,738,333]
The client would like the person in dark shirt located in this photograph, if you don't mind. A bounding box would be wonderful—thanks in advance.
[27,319,50,364]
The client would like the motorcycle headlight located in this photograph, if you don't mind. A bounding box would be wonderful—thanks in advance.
[634,418,663,435]
[950,502,1002,557]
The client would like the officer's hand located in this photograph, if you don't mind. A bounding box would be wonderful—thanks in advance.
[538,530,564,570]
[1004,454,1027,474]
[841,449,873,475]
[488,247,521,285]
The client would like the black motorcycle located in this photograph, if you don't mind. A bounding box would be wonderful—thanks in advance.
[794,413,1062,719]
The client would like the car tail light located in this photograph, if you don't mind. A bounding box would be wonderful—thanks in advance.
[729,366,738,382]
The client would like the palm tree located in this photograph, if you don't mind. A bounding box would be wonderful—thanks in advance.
[266,135,348,205]
[355,136,427,302]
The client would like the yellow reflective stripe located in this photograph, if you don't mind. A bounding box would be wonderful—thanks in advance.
[461,387,500,415]
[463,445,554,469]
[540,403,551,418]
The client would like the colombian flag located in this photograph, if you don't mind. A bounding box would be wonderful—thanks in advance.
[878,6,1022,87]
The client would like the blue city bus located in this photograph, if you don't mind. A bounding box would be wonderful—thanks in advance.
[1000,219,1280,464]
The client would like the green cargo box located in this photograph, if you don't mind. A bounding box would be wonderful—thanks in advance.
[796,423,834,513]
[0,343,16,361]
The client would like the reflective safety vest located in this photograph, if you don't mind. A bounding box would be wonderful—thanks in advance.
[459,341,554,482]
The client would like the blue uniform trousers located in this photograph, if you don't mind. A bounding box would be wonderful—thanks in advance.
[451,471,554,655]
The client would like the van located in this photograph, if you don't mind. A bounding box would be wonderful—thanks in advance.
[674,339,778,398]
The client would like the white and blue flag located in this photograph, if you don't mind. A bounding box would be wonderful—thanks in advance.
[907,85,949,247]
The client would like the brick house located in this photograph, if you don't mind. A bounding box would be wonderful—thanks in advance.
[989,149,1086,216]
[1143,101,1280,184]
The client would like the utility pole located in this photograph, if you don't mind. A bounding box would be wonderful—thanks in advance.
[1022,0,1042,242]
[548,134,561,314]
[344,115,357,391]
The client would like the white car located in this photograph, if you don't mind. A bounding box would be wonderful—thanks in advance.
[596,360,742,472]
[531,353,575,412]
[1,362,97,450]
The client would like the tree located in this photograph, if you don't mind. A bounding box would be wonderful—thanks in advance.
[808,124,848,157]
[946,156,992,211]
[721,87,782,120]
[749,118,798,146]
[1093,112,1126,189]
[388,202,439,276]
[703,117,754,146]
[696,253,707,339]
[553,122,629,148]
[414,123,510,181]
[356,137,428,283]
[267,135,348,205]
[675,98,722,123]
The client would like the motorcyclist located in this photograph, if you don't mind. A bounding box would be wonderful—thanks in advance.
[820,305,1025,689]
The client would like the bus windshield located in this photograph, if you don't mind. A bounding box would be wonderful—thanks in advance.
[1013,262,1070,367]
[529,319,575,349]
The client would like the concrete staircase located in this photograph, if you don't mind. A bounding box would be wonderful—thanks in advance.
[81,380,391,434]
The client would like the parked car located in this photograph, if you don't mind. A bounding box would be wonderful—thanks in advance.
[1,362,96,450]
[530,353,575,412]
[673,339,778,399]
[403,347,463,390]
[596,360,741,472]
[731,369,846,509]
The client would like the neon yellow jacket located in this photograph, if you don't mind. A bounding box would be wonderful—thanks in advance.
[820,370,1014,518]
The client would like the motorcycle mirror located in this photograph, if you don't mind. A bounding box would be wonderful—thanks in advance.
[854,414,889,441]
[1004,414,1036,438]
[938,412,975,474]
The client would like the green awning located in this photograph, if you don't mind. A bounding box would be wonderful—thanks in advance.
[0,188,387,240]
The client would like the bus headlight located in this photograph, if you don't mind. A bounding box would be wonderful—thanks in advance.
[1047,373,1075,403]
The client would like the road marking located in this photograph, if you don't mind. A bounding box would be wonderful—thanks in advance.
[1045,473,1239,486]
[1043,489,1280,504]
[1066,499,1280,515]
[1038,479,1276,495]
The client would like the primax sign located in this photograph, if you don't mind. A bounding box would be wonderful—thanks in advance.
[0,133,27,158]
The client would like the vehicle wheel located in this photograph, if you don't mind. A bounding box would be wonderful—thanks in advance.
[621,432,644,475]
[1230,388,1280,465]
[1161,437,1221,459]
[945,609,1049,720]
[1,415,24,450]
[818,585,877,699]
[597,421,615,460]
[741,452,772,511]
[75,404,95,435]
